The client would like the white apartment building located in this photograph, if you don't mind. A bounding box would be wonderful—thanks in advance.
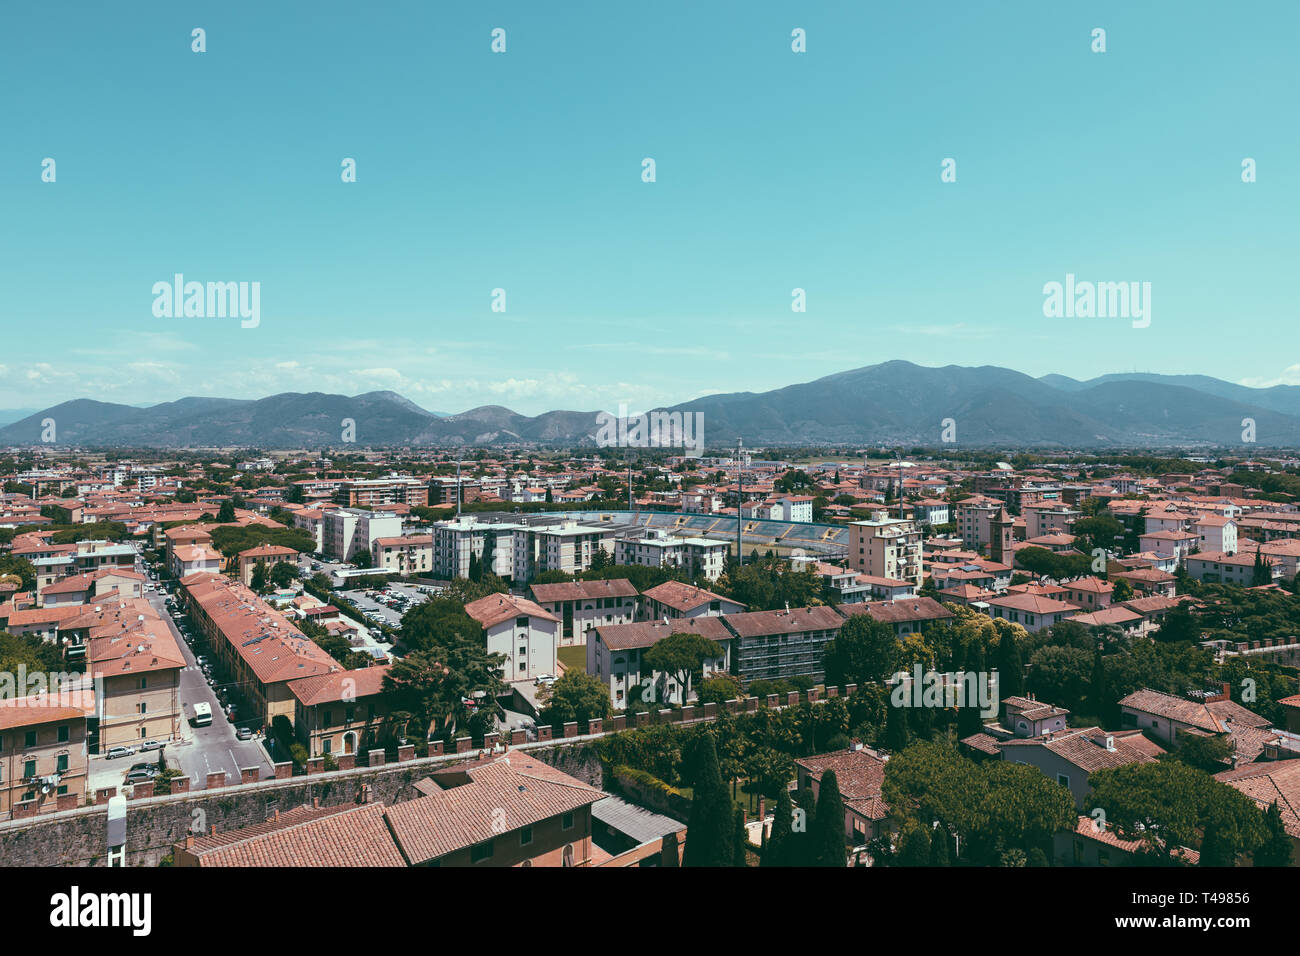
[614,529,729,582]
[431,516,523,580]
[323,509,402,562]
[464,593,559,682]
[373,535,433,576]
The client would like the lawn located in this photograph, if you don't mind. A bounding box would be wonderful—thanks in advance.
[557,645,586,674]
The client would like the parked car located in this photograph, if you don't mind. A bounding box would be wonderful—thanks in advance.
[105,746,136,760]
[125,768,158,784]
[236,726,254,740]
[139,739,164,752]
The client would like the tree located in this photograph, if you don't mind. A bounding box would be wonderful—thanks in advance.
[351,548,373,569]
[823,613,901,687]
[1171,730,1234,773]
[250,559,268,593]
[1086,761,1267,864]
[268,560,297,589]
[1254,801,1294,867]
[539,671,611,730]
[733,808,749,867]
[216,500,236,522]
[762,787,797,867]
[0,556,37,592]
[930,824,952,866]
[1111,577,1135,603]
[1251,549,1272,586]
[697,673,743,706]
[642,633,723,704]
[812,770,848,867]
[897,823,931,866]
[1027,645,1093,711]
[995,630,1025,699]
[682,734,734,867]
[1154,604,1198,643]
[884,702,911,752]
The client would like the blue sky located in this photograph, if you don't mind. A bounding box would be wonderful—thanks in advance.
[1,1,1297,416]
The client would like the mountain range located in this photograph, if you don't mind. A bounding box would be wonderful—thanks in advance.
[1,363,1296,449]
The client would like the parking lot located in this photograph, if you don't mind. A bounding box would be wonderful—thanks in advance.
[337,581,436,632]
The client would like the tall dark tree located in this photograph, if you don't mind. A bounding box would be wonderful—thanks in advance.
[884,702,911,752]
[733,808,749,867]
[897,825,931,866]
[762,787,796,867]
[216,499,236,522]
[995,631,1025,698]
[682,734,734,867]
[1254,801,1294,867]
[929,824,952,866]
[812,770,848,867]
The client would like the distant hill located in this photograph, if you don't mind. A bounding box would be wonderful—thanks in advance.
[2,361,1296,448]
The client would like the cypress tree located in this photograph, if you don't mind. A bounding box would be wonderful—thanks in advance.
[812,770,848,867]
[929,824,952,866]
[1254,801,1294,867]
[682,734,733,867]
[995,631,1024,698]
[956,700,984,739]
[884,703,911,752]
[733,808,749,867]
[762,786,796,867]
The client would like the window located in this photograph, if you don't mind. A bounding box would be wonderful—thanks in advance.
[471,840,494,863]
[561,812,574,831]
[520,826,533,846]
[24,730,36,748]
[1057,773,1070,788]
[57,725,69,743]
[139,677,148,689]
[57,753,69,772]
[23,759,36,779]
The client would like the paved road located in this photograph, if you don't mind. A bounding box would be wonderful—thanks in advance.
[144,584,272,787]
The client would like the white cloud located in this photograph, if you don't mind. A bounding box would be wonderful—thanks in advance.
[1239,365,1300,389]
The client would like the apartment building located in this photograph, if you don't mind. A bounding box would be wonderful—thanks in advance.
[237,544,299,587]
[615,528,729,582]
[290,664,392,758]
[335,477,429,509]
[87,612,185,749]
[323,508,402,562]
[1186,550,1279,586]
[385,754,604,867]
[724,605,845,685]
[431,516,524,580]
[529,579,638,645]
[463,592,559,682]
[292,508,326,553]
[532,522,621,579]
[588,616,732,708]
[848,518,922,588]
[182,573,340,729]
[0,695,89,819]
[370,535,432,576]
[1024,504,1081,540]
[639,581,746,621]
